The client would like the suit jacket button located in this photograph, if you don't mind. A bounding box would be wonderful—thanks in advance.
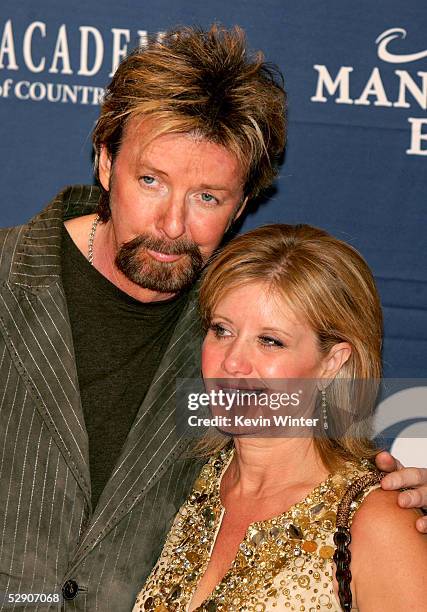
[62,579,79,600]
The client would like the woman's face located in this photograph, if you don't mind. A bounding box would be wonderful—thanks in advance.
[201,282,352,436]
[202,282,328,382]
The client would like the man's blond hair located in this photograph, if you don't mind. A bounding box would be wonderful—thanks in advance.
[92,25,286,220]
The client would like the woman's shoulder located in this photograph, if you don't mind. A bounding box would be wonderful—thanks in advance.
[349,483,427,611]
[350,484,426,556]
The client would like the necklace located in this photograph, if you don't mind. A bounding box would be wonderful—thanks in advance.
[88,215,100,265]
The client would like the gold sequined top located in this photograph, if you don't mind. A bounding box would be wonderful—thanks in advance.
[133,448,381,612]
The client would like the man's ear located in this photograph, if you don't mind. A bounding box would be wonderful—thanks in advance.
[225,197,248,233]
[321,342,352,379]
[234,196,248,222]
[98,145,112,191]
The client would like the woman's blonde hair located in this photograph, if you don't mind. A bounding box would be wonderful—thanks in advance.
[197,224,383,470]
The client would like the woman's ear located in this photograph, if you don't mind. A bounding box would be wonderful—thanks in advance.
[321,342,352,379]
[98,145,112,192]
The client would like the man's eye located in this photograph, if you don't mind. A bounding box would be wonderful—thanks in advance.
[141,175,156,185]
[258,335,284,348]
[200,192,218,204]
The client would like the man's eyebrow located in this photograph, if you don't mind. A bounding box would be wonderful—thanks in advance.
[197,183,234,192]
[137,163,169,177]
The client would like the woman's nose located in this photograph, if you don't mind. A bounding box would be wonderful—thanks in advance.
[221,340,253,376]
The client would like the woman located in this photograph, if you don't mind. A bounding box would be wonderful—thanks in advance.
[134,224,427,611]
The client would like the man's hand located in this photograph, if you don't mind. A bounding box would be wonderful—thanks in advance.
[375,450,427,534]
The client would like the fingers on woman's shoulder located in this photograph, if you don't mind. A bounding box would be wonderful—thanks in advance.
[374,450,398,471]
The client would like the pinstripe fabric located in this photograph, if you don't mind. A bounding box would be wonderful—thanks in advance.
[0,186,204,611]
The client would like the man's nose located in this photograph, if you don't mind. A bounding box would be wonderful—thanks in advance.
[156,193,186,240]
[222,340,253,377]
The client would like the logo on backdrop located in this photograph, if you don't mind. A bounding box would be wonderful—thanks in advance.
[311,28,427,156]
[376,28,427,64]
[374,385,427,468]
[0,18,164,106]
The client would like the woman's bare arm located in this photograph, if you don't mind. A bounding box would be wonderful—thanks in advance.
[349,488,427,611]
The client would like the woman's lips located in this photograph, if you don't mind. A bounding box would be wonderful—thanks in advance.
[214,382,267,394]
[146,249,184,263]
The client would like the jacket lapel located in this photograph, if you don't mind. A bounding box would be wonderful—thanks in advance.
[0,187,97,509]
[69,289,203,566]
[0,184,205,566]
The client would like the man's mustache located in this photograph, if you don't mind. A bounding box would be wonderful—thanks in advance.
[118,234,203,260]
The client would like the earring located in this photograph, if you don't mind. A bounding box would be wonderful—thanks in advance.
[321,388,328,431]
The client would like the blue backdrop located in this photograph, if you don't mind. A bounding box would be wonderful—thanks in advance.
[0,2,426,456]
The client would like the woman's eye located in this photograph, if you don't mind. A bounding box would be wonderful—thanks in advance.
[200,192,218,204]
[209,323,230,338]
[258,335,284,348]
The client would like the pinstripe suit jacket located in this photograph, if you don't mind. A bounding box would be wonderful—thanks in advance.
[0,186,205,611]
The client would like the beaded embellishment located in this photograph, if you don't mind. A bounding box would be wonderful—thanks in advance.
[134,449,380,612]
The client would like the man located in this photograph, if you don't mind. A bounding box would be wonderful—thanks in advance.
[0,25,425,612]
